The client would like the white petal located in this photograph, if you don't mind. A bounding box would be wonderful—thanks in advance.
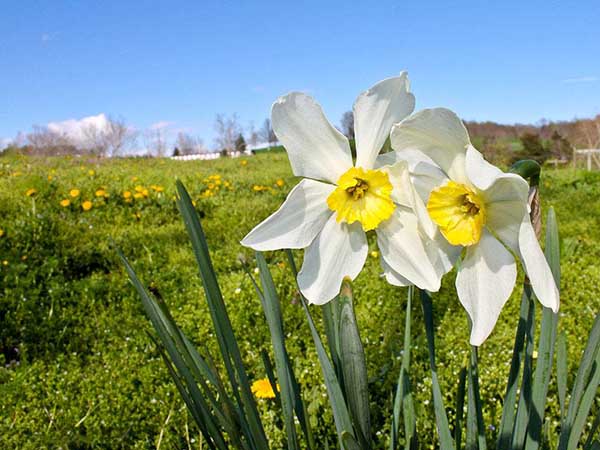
[297,215,368,305]
[272,92,353,183]
[465,145,525,192]
[377,206,444,291]
[518,216,560,312]
[456,231,517,346]
[354,73,416,169]
[410,161,449,204]
[375,148,435,170]
[483,175,529,253]
[390,108,470,183]
[381,257,412,287]
[377,160,413,207]
[241,179,334,251]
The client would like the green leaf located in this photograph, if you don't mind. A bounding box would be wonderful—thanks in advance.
[556,331,568,420]
[496,285,534,450]
[301,295,356,445]
[455,367,467,450]
[337,281,371,447]
[525,208,560,450]
[467,347,487,450]
[390,286,417,450]
[255,252,300,450]
[176,181,269,449]
[419,289,454,450]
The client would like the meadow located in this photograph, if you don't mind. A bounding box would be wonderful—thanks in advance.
[1,152,599,448]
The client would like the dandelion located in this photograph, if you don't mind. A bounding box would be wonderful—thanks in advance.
[276,179,285,187]
[0,229,4,237]
[242,74,445,304]
[240,160,248,166]
[252,185,270,192]
[390,107,559,345]
[133,193,144,199]
[123,191,132,199]
[95,189,108,198]
[60,199,71,207]
[88,169,95,176]
[47,175,53,181]
[82,201,93,211]
[69,189,80,198]
[25,188,37,197]
[251,378,278,399]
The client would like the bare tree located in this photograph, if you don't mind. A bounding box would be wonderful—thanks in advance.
[214,114,242,154]
[259,118,277,148]
[27,126,76,156]
[144,128,167,157]
[340,111,355,140]
[175,132,205,155]
[576,115,600,149]
[247,122,259,149]
[81,116,137,157]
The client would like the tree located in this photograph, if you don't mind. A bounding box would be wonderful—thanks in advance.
[144,128,167,157]
[247,122,259,149]
[214,114,242,155]
[340,111,355,140]
[235,133,247,153]
[81,116,137,157]
[27,126,76,156]
[176,132,204,155]
[259,118,277,148]
[514,132,552,164]
[575,115,600,149]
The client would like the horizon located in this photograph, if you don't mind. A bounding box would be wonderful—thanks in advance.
[1,1,599,150]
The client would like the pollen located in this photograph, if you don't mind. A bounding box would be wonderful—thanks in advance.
[327,167,395,231]
[427,181,486,246]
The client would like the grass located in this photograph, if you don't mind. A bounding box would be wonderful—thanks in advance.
[0,152,599,448]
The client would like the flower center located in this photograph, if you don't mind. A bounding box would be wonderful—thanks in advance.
[426,181,486,246]
[327,167,395,231]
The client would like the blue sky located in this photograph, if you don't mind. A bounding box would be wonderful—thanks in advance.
[1,0,599,148]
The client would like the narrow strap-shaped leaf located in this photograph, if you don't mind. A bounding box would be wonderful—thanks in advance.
[255,252,299,450]
[455,367,467,450]
[467,357,478,450]
[556,331,568,420]
[497,289,533,450]
[301,296,356,445]
[342,431,362,450]
[525,208,561,450]
[322,300,344,386]
[511,291,536,450]
[261,350,283,407]
[469,347,487,450]
[337,280,371,447]
[176,180,269,449]
[390,286,417,450]
[567,347,600,449]
[419,289,454,450]
[558,313,600,450]
[584,411,600,450]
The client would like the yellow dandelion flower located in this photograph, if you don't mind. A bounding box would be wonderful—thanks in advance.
[276,179,285,187]
[134,185,144,193]
[253,185,269,192]
[25,188,37,197]
[132,176,139,181]
[208,183,215,190]
[47,175,53,181]
[82,200,93,211]
[240,160,248,166]
[142,188,149,197]
[123,191,132,199]
[69,189,80,198]
[88,169,95,176]
[251,378,278,399]
[60,199,71,207]
[95,189,107,198]
[133,193,144,199]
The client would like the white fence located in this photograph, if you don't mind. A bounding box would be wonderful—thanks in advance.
[171,150,252,161]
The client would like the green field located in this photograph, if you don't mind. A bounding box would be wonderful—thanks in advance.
[1,153,599,448]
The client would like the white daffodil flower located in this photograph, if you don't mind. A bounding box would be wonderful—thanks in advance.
[389,108,560,345]
[242,74,449,305]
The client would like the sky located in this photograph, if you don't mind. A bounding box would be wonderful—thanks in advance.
[1,0,599,150]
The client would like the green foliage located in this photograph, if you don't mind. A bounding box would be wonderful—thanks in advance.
[1,154,599,448]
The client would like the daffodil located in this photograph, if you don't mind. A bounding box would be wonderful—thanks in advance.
[242,74,449,304]
[389,108,560,345]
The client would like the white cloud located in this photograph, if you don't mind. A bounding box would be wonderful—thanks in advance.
[562,76,598,84]
[47,113,110,146]
[0,138,13,149]
[150,121,174,130]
